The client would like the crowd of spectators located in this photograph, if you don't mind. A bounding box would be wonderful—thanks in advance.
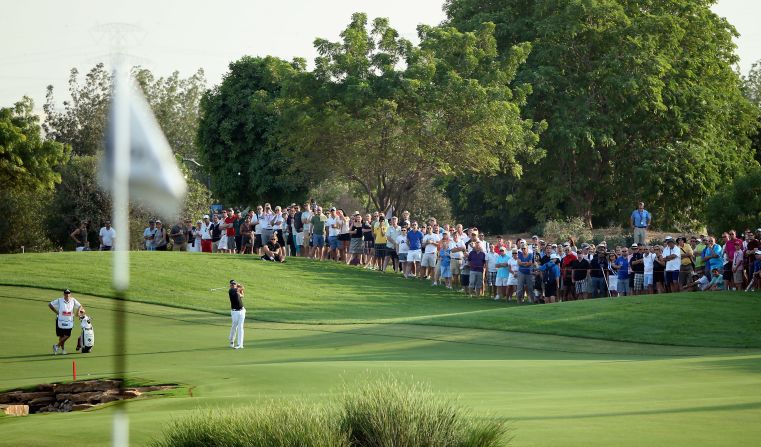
[73,201,761,302]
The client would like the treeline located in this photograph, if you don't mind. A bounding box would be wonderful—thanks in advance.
[3,1,761,254]
[0,65,210,253]
[198,2,761,234]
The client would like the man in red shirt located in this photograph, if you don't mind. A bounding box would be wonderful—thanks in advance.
[222,209,237,254]
[561,246,578,301]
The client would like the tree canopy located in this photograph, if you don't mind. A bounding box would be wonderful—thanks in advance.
[447,0,758,230]
[277,13,544,213]
[0,96,69,191]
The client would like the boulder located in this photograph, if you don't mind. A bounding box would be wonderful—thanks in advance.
[1,404,29,416]
[17,391,53,402]
[28,396,55,408]
[122,389,142,399]
[0,391,22,404]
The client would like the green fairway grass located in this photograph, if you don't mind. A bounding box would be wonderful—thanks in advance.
[1,253,760,446]
[1,252,759,347]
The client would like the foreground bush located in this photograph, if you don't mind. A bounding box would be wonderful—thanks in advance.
[150,380,509,447]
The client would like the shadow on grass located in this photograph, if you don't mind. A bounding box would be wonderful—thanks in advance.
[514,401,761,421]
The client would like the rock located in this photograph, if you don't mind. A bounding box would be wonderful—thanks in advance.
[100,394,121,404]
[36,384,55,392]
[121,389,142,399]
[28,396,55,408]
[17,391,53,402]
[0,391,22,404]
[1,404,29,416]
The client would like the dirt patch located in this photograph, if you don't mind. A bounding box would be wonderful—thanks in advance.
[0,380,178,414]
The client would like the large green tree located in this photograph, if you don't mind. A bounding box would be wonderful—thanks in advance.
[0,97,69,191]
[447,0,758,229]
[197,56,310,205]
[743,60,761,164]
[279,13,543,213]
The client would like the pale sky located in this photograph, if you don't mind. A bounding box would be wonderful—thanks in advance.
[1,0,758,112]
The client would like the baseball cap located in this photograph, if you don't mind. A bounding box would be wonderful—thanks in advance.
[532,235,539,239]
[664,236,674,242]
[203,214,209,219]
[563,242,570,247]
[581,243,590,249]
[550,254,560,260]
[229,279,236,285]
[330,207,336,211]
[499,247,507,253]
[631,243,638,248]
[63,289,71,294]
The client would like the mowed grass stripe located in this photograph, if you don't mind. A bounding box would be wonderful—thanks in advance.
[1,252,760,347]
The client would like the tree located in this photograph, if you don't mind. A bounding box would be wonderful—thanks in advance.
[0,97,70,191]
[197,56,310,205]
[742,60,761,164]
[447,0,758,229]
[706,170,761,234]
[279,13,544,213]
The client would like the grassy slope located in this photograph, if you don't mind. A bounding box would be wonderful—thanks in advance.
[1,287,760,447]
[1,252,759,347]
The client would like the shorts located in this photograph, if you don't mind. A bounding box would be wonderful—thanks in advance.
[374,244,387,258]
[469,270,484,289]
[407,250,422,263]
[723,264,732,281]
[226,236,236,251]
[55,320,72,337]
[338,233,350,242]
[507,274,518,286]
[295,232,304,246]
[100,246,112,251]
[219,235,228,249]
[450,258,462,275]
[575,279,588,294]
[608,275,618,292]
[254,234,263,249]
[644,273,653,287]
[544,281,557,297]
[487,271,497,286]
[495,276,510,287]
[328,235,339,250]
[398,252,408,262]
[439,265,452,279]
[633,273,644,291]
[666,270,679,283]
[617,279,630,294]
[421,253,437,267]
[312,235,325,247]
[733,268,744,284]
[461,269,471,287]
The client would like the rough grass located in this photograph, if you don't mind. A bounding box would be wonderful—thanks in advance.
[150,379,509,447]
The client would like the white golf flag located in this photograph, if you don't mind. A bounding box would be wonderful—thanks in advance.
[99,78,187,218]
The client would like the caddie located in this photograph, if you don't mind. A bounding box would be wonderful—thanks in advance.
[48,288,85,355]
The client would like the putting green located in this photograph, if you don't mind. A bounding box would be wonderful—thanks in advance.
[1,285,760,447]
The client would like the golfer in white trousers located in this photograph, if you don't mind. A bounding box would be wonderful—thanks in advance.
[228,280,245,349]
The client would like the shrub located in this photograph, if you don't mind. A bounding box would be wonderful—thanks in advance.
[150,380,510,447]
[542,217,592,245]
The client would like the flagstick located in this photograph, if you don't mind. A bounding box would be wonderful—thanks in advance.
[112,64,130,447]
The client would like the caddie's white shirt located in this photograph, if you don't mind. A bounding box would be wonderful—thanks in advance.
[326,216,339,237]
[99,227,115,246]
[422,233,441,254]
[663,245,682,271]
[50,297,81,329]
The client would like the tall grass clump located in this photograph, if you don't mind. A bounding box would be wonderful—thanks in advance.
[149,402,348,447]
[151,379,510,447]
[339,377,509,447]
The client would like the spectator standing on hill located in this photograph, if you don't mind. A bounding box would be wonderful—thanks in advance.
[732,239,745,290]
[450,231,466,287]
[653,246,667,293]
[662,237,681,292]
[234,211,246,254]
[407,222,424,278]
[326,207,340,261]
[384,216,400,272]
[49,289,85,355]
[702,236,723,283]
[70,221,90,251]
[209,216,222,252]
[485,247,499,297]
[142,219,157,251]
[310,207,327,260]
[631,201,652,245]
[745,230,761,285]
[153,220,168,251]
[467,241,486,297]
[494,247,511,301]
[170,219,188,251]
[252,206,263,255]
[516,243,535,304]
[630,244,645,295]
[538,254,560,303]
[396,227,411,277]
[589,245,609,298]
[300,202,313,257]
[228,280,245,349]
[692,236,706,278]
[372,216,388,271]
[240,216,253,254]
[348,213,368,265]
[98,221,115,251]
[422,225,440,281]
[613,248,630,296]
[723,230,738,287]
[561,245,577,300]
[200,215,213,253]
[572,246,590,299]
[438,232,453,289]
[677,237,694,288]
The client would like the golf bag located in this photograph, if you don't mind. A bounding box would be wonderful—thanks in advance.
[76,314,95,353]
